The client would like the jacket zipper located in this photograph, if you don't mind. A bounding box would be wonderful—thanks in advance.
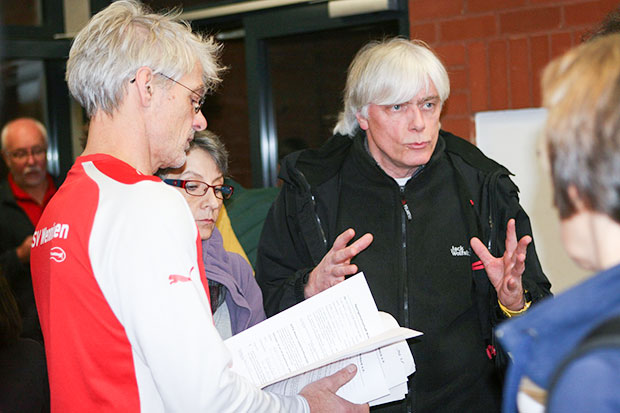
[400,187,411,329]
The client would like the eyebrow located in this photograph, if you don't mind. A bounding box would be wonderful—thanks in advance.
[418,95,440,104]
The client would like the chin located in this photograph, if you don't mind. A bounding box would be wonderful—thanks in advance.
[166,154,187,170]
[199,226,215,241]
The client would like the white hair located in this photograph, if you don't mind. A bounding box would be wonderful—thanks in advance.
[1,118,48,150]
[333,38,450,137]
[66,0,223,117]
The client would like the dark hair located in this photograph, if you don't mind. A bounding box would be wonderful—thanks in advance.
[583,6,620,41]
[0,270,22,347]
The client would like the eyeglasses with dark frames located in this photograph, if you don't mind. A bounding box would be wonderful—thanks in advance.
[6,146,47,161]
[129,73,206,114]
[164,179,234,200]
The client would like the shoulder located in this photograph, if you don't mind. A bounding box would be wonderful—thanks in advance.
[280,133,354,187]
[549,348,620,412]
[441,130,509,175]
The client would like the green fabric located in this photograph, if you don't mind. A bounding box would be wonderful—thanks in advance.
[224,178,279,268]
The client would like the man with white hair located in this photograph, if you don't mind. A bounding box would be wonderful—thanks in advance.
[30,1,366,412]
[1,117,55,342]
[256,38,552,412]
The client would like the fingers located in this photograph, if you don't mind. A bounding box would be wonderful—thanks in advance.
[324,364,358,391]
[504,218,517,253]
[333,233,373,264]
[332,228,357,251]
[470,237,493,266]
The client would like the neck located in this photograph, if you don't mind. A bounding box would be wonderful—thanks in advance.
[82,107,153,174]
[21,179,48,204]
[590,212,620,270]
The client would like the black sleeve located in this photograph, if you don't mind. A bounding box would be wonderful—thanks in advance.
[255,183,315,317]
[0,248,25,284]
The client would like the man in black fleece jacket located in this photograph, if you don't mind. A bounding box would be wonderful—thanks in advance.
[256,38,552,412]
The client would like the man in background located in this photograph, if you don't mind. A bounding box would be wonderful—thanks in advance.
[0,117,55,342]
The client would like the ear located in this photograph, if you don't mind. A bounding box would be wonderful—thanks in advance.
[131,66,156,108]
[355,112,369,131]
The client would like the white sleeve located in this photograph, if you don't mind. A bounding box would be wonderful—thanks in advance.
[89,180,309,412]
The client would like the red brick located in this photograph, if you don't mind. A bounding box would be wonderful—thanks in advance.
[550,32,573,59]
[444,90,469,116]
[410,0,464,20]
[574,26,593,42]
[468,0,527,13]
[468,41,489,112]
[509,37,531,108]
[529,0,569,4]
[488,40,509,109]
[530,35,550,106]
[565,1,611,27]
[440,116,472,140]
[448,67,468,90]
[440,15,497,42]
[599,0,620,13]
[500,7,561,35]
[434,43,466,67]
[411,22,437,43]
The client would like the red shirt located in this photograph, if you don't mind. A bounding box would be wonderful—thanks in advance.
[8,173,57,226]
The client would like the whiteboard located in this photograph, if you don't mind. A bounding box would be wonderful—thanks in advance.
[475,108,590,293]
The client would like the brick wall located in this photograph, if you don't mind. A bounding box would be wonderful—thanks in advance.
[409,0,619,141]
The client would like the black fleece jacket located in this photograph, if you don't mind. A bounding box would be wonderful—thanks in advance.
[256,130,551,412]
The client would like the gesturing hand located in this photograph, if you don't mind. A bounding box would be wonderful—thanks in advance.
[304,229,373,299]
[470,219,531,311]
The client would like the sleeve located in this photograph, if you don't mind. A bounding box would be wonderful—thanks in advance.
[547,349,620,413]
[255,183,317,317]
[91,185,308,412]
[0,248,24,285]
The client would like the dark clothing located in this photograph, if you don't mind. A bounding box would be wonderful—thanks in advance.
[0,178,44,342]
[256,130,552,412]
[0,338,49,413]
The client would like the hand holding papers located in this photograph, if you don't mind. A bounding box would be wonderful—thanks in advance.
[224,273,423,406]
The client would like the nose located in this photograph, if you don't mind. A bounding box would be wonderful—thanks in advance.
[25,151,38,165]
[193,110,207,131]
[407,105,426,132]
[200,187,220,210]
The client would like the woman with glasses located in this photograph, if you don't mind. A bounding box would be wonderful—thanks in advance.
[159,130,266,339]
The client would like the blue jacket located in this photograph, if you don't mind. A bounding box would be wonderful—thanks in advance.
[202,227,266,335]
[497,263,620,412]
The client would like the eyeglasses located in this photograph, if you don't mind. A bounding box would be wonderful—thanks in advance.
[164,179,234,200]
[158,73,206,114]
[130,73,206,114]
[5,146,47,161]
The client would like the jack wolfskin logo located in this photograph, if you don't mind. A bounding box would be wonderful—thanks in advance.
[450,245,470,257]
